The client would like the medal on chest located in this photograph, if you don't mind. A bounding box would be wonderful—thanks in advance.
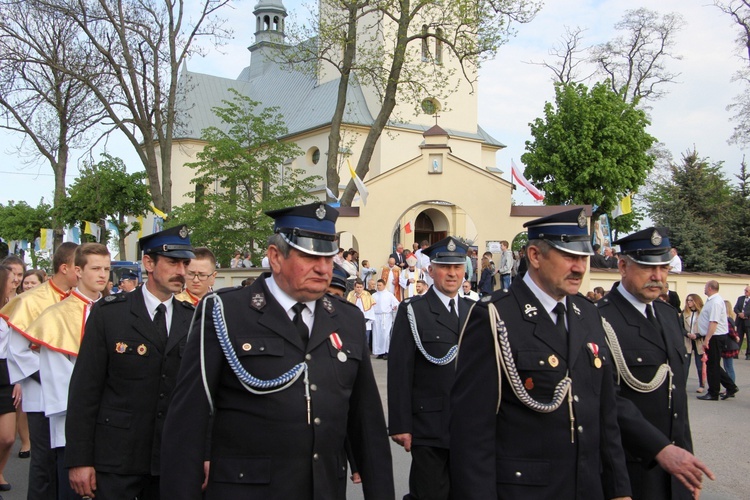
[330,332,347,362]
[587,342,602,368]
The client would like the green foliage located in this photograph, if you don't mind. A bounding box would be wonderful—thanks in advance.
[0,199,53,268]
[723,158,750,274]
[168,89,318,267]
[646,149,733,272]
[56,154,151,258]
[522,82,656,223]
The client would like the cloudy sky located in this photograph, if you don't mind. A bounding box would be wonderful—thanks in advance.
[0,0,745,210]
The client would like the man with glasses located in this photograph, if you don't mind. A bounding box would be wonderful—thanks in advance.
[176,247,217,306]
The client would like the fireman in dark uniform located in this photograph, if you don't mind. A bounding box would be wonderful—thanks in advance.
[450,208,632,500]
[66,225,196,499]
[160,202,394,499]
[597,227,714,499]
[388,236,471,500]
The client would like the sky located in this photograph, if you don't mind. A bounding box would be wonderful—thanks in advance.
[0,0,745,211]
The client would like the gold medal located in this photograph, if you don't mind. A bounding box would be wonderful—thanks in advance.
[548,354,559,368]
[137,344,148,356]
[115,342,128,354]
[242,343,252,352]
[594,357,602,369]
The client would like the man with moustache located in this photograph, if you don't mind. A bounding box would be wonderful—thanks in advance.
[450,208,631,500]
[160,203,393,499]
[596,228,714,499]
[65,226,195,499]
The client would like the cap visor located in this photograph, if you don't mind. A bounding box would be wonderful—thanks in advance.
[282,234,338,257]
[548,240,594,256]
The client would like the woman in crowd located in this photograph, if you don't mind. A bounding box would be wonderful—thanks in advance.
[0,265,22,491]
[0,257,23,301]
[20,269,44,293]
[478,255,494,297]
[682,294,705,393]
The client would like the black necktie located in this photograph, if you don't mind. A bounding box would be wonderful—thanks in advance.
[154,303,168,344]
[553,302,567,337]
[449,298,459,330]
[292,302,309,348]
[646,304,660,329]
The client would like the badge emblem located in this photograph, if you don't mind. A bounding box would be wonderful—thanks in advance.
[571,303,581,316]
[115,342,128,354]
[322,296,334,313]
[242,343,252,352]
[137,344,148,356]
[315,204,326,220]
[447,239,456,251]
[524,304,538,317]
[650,229,662,246]
[481,295,491,302]
[524,377,534,390]
[577,209,586,228]
[105,295,117,302]
[179,226,188,239]
[587,342,602,369]
[548,354,559,368]
[251,293,266,310]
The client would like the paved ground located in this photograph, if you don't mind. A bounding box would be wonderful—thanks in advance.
[2,355,746,499]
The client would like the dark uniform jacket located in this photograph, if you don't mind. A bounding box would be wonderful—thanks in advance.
[450,279,631,500]
[387,288,470,449]
[65,286,194,476]
[159,277,394,500]
[733,295,750,334]
[597,284,693,500]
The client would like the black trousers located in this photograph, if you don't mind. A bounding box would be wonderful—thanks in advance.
[95,472,160,500]
[55,447,82,500]
[706,335,737,397]
[27,411,57,500]
[405,445,449,500]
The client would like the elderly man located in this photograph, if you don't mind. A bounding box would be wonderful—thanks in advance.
[65,226,196,499]
[388,236,471,500]
[160,202,394,499]
[733,285,750,360]
[597,228,714,499]
[697,280,739,401]
[450,208,631,500]
[175,247,217,306]
[119,271,139,293]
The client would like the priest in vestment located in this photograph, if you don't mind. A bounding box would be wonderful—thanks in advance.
[346,279,377,347]
[399,256,424,299]
[380,257,401,301]
[372,280,400,359]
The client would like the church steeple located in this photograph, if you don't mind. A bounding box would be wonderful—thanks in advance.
[251,0,287,47]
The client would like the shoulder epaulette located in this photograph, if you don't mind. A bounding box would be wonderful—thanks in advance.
[403,294,425,305]
[213,285,242,295]
[101,293,128,305]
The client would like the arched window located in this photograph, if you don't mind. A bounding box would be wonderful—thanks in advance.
[273,16,280,31]
[421,25,430,61]
[263,15,270,30]
[256,16,261,32]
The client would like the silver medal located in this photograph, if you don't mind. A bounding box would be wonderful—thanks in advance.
[337,351,347,362]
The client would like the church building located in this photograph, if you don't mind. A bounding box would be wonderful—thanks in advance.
[165,0,580,263]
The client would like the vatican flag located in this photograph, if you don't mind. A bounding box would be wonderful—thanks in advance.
[347,159,369,206]
[612,194,632,218]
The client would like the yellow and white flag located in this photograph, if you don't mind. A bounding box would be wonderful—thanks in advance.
[40,228,54,251]
[84,221,101,242]
[612,194,632,218]
[347,159,369,206]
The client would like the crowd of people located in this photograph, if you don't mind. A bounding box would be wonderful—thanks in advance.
[0,202,740,500]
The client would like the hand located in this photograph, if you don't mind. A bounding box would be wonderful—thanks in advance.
[69,466,97,498]
[655,444,715,495]
[610,497,632,500]
[350,472,362,484]
[390,433,412,452]
[202,461,210,491]
[11,384,21,409]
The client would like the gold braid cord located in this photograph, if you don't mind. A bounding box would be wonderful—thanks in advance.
[456,302,576,442]
[600,317,673,407]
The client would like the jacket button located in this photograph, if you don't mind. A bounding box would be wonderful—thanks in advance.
[105,418,110,423]
[515,471,522,478]
[313,453,319,461]
[314,417,321,425]
[673,413,678,419]
[159,393,165,399]
[259,346,265,351]
[636,357,643,363]
[577,425,584,433]
[238,472,244,478]
[539,360,545,366]
[305,354,312,361]
[310,384,318,391]
[573,395,579,402]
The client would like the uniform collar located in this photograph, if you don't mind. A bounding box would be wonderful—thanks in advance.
[616,283,650,318]
[265,275,317,316]
[141,283,173,317]
[522,272,566,318]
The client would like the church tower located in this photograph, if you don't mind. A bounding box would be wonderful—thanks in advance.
[246,0,287,79]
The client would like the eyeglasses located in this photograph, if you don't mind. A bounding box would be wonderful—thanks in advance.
[186,271,215,281]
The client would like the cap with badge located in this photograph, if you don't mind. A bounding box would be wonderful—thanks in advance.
[266,202,339,257]
[614,227,671,266]
[120,271,139,282]
[329,267,348,293]
[138,225,195,259]
[524,207,594,256]
[425,236,468,264]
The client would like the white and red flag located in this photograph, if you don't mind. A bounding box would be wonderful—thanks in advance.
[511,159,544,201]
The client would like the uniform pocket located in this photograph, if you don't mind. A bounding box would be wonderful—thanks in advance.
[109,339,151,380]
[94,407,132,466]
[234,336,284,357]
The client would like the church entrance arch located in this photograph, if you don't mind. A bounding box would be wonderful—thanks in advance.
[391,201,476,252]
[414,209,448,245]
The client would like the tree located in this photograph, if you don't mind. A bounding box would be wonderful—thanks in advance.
[282,0,542,205]
[713,1,750,146]
[646,149,733,272]
[724,156,750,273]
[521,81,656,231]
[35,0,232,212]
[0,199,53,268]
[168,90,317,267]
[0,1,108,247]
[590,8,684,104]
[56,154,151,260]
[527,26,593,85]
